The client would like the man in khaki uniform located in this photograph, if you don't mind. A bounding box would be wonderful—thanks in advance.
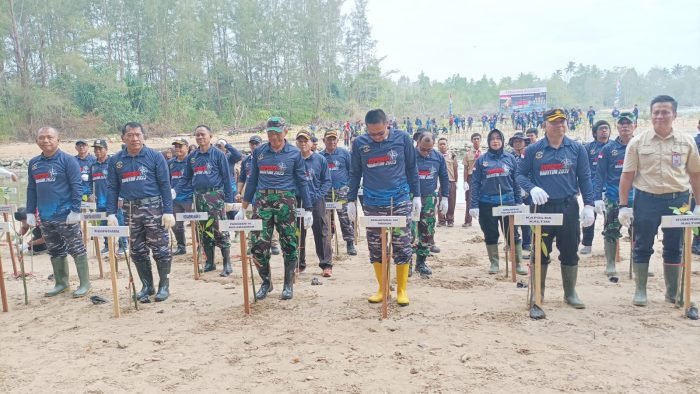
[437,137,458,227]
[462,133,481,227]
[619,95,700,307]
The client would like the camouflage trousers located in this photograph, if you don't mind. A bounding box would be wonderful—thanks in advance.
[41,221,87,258]
[194,189,230,249]
[365,199,412,265]
[250,191,297,267]
[412,194,437,257]
[325,185,355,242]
[123,199,172,266]
[602,200,630,242]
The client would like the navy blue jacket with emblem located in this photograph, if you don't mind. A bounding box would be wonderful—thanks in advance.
[517,136,594,206]
[90,158,110,209]
[27,149,82,221]
[416,148,449,198]
[470,148,522,208]
[243,141,312,209]
[298,152,332,204]
[179,146,233,203]
[595,137,633,203]
[170,157,193,202]
[321,147,352,190]
[106,146,173,215]
[76,153,96,196]
[348,130,419,206]
[584,140,607,194]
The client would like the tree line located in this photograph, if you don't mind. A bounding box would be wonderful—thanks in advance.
[1,0,698,140]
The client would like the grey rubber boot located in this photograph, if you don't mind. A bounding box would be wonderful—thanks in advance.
[663,263,681,304]
[632,263,648,306]
[72,254,91,298]
[486,244,499,274]
[561,265,585,309]
[515,242,527,275]
[154,260,171,302]
[603,239,617,277]
[45,256,70,297]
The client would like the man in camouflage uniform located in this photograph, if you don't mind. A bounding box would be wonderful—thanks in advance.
[27,126,91,298]
[178,125,235,277]
[238,117,313,301]
[347,109,420,306]
[107,122,175,303]
[412,132,449,278]
[321,128,356,255]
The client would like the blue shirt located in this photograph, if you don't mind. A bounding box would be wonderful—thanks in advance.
[90,158,110,209]
[239,154,252,184]
[517,136,594,206]
[321,147,352,189]
[348,130,419,206]
[106,146,173,215]
[76,154,96,196]
[595,137,633,203]
[298,152,332,204]
[470,150,521,208]
[170,157,193,202]
[27,149,82,221]
[224,144,243,167]
[243,141,312,209]
[181,146,234,203]
[416,148,449,198]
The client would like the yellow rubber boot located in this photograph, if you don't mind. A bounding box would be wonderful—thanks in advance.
[367,262,386,303]
[396,264,410,306]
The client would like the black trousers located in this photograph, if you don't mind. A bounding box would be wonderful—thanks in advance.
[533,197,580,266]
[297,198,333,269]
[478,201,521,245]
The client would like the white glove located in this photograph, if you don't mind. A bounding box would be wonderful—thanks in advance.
[469,208,479,219]
[225,203,234,212]
[81,173,89,182]
[618,207,633,228]
[171,188,176,199]
[412,197,422,219]
[234,209,246,220]
[347,201,357,223]
[303,210,313,229]
[26,213,36,226]
[107,214,119,226]
[594,200,605,215]
[439,198,448,213]
[66,211,82,224]
[520,189,528,198]
[463,181,470,191]
[245,204,253,212]
[581,206,595,227]
[161,213,175,229]
[694,206,700,215]
[529,187,549,205]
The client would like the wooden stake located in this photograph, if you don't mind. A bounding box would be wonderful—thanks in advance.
[191,222,199,280]
[683,227,692,314]
[4,213,18,277]
[615,239,621,263]
[534,225,542,307]
[93,235,104,279]
[240,231,251,315]
[380,227,389,320]
[0,252,8,312]
[508,216,516,282]
[108,236,120,318]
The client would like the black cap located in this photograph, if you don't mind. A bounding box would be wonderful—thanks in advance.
[248,135,262,144]
[92,139,108,148]
[508,132,528,147]
[543,109,567,122]
[75,139,88,145]
[617,112,635,123]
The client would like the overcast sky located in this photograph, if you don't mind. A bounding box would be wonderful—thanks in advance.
[355,0,700,82]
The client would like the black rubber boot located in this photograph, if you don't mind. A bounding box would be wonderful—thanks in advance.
[347,241,357,256]
[415,254,432,278]
[255,264,273,300]
[134,259,155,303]
[203,245,216,272]
[280,257,295,300]
[154,260,171,302]
[220,248,233,277]
[173,230,186,255]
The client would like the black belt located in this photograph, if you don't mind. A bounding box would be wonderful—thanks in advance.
[545,195,574,205]
[259,189,293,195]
[195,187,222,193]
[123,196,162,206]
[637,190,689,199]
